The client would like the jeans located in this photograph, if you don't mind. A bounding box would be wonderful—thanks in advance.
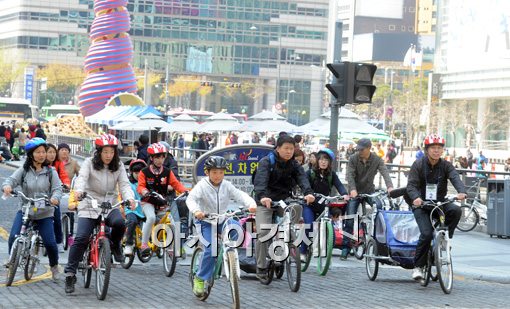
[9,211,58,267]
[53,206,63,244]
[413,203,462,267]
[125,213,143,246]
[195,219,241,281]
[300,203,324,254]
[64,209,125,275]
[255,203,303,269]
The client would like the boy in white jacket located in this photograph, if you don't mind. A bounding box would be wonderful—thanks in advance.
[187,156,256,296]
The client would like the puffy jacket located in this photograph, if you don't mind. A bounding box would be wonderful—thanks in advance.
[52,160,70,187]
[2,165,63,220]
[253,150,313,202]
[74,158,134,219]
[187,177,255,215]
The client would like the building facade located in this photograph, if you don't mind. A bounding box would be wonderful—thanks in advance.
[0,0,330,125]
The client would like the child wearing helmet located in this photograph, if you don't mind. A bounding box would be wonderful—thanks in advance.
[406,134,466,281]
[186,155,257,296]
[136,142,188,255]
[2,137,63,281]
[123,159,147,256]
[300,148,349,261]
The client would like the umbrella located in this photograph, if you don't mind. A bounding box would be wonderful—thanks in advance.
[241,119,297,132]
[110,118,172,131]
[159,114,201,133]
[249,110,286,121]
[198,112,242,132]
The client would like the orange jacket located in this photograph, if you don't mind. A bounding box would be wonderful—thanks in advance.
[137,166,187,196]
[52,160,71,187]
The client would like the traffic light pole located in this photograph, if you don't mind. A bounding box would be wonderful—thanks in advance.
[329,21,343,169]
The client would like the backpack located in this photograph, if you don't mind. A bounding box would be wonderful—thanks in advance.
[309,169,333,189]
[251,152,276,185]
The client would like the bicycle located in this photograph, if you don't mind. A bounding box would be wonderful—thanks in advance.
[121,191,180,277]
[419,197,458,294]
[77,193,130,300]
[457,177,487,232]
[189,208,246,309]
[301,193,345,276]
[258,197,302,292]
[60,186,76,250]
[4,191,53,286]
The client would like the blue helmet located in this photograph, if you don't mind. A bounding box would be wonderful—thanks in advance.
[318,148,335,161]
[25,137,47,154]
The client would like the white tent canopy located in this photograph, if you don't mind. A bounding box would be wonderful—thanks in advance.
[249,110,286,121]
[159,114,201,133]
[110,118,172,131]
[241,119,297,132]
[199,112,242,132]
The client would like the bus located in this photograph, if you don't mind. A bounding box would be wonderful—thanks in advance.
[0,98,36,122]
[167,109,248,123]
[41,104,80,121]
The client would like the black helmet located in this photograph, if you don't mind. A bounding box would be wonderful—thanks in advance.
[204,156,228,170]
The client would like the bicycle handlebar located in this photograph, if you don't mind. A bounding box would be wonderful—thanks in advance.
[420,196,458,210]
[203,208,247,222]
[355,190,387,200]
[314,193,345,202]
[79,192,131,210]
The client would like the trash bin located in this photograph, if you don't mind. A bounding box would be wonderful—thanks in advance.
[487,179,510,238]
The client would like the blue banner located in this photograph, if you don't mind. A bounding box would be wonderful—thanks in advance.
[24,68,34,101]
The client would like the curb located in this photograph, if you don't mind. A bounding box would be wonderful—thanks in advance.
[454,269,510,284]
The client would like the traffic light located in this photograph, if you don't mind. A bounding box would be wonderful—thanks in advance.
[325,61,377,105]
[230,82,241,88]
[200,81,213,87]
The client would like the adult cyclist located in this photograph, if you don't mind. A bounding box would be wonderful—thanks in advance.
[406,134,466,280]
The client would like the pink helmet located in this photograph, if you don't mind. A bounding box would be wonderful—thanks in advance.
[95,134,118,147]
[423,134,446,148]
[147,142,167,155]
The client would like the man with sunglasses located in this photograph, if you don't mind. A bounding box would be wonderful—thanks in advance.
[343,138,394,259]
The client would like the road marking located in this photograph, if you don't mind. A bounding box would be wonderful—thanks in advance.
[0,227,8,241]
[0,266,52,287]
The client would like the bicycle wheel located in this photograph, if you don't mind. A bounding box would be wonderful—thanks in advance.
[353,224,366,260]
[457,205,479,232]
[136,246,153,263]
[301,247,312,272]
[190,247,213,301]
[420,248,433,287]
[286,244,301,292]
[6,239,22,286]
[276,263,285,279]
[62,215,70,250]
[95,238,112,300]
[82,247,92,288]
[24,237,41,281]
[162,226,177,277]
[227,250,240,309]
[365,239,379,281]
[317,221,334,276]
[120,238,135,270]
[435,233,453,294]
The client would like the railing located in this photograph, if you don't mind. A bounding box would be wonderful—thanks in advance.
[47,135,95,158]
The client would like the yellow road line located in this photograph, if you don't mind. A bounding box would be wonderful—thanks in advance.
[0,266,52,287]
[0,226,8,241]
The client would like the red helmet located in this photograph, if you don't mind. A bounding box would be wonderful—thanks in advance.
[148,142,167,155]
[95,134,118,147]
[423,134,446,147]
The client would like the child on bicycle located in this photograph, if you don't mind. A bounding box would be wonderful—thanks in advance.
[123,159,147,256]
[186,156,257,297]
[301,148,349,261]
[137,142,188,255]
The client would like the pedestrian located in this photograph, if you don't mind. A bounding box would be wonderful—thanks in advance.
[415,146,424,160]
[376,143,385,158]
[345,144,355,160]
[266,134,275,146]
[136,134,150,163]
[466,147,474,168]
[35,124,47,140]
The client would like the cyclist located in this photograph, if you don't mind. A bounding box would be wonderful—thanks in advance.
[300,148,349,261]
[137,142,188,255]
[406,134,466,280]
[64,134,135,294]
[187,156,257,296]
[123,159,147,256]
[343,138,394,259]
[2,137,63,281]
[253,134,315,281]
[47,143,71,253]
[57,143,80,246]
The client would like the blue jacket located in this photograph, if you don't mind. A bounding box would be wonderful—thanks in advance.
[125,182,144,218]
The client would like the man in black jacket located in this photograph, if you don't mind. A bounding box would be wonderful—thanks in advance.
[253,134,315,281]
[406,134,466,280]
[136,134,150,163]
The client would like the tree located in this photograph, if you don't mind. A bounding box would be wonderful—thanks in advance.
[0,51,27,97]
[37,64,85,105]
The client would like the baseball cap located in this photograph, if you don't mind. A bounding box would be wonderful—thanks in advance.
[356,138,372,151]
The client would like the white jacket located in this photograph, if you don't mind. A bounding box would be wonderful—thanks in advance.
[74,158,134,219]
[187,178,255,215]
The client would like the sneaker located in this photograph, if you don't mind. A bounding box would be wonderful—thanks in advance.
[57,243,65,253]
[67,236,74,247]
[300,253,307,263]
[64,273,76,294]
[412,267,424,280]
[340,248,349,260]
[256,267,268,281]
[124,245,133,256]
[51,265,59,281]
[140,243,151,256]
[193,277,205,296]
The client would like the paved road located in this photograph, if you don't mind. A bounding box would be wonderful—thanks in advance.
[0,164,509,308]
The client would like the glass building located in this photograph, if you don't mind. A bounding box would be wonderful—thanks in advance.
[0,0,329,124]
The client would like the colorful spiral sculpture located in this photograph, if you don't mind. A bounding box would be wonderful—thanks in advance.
[78,0,143,117]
